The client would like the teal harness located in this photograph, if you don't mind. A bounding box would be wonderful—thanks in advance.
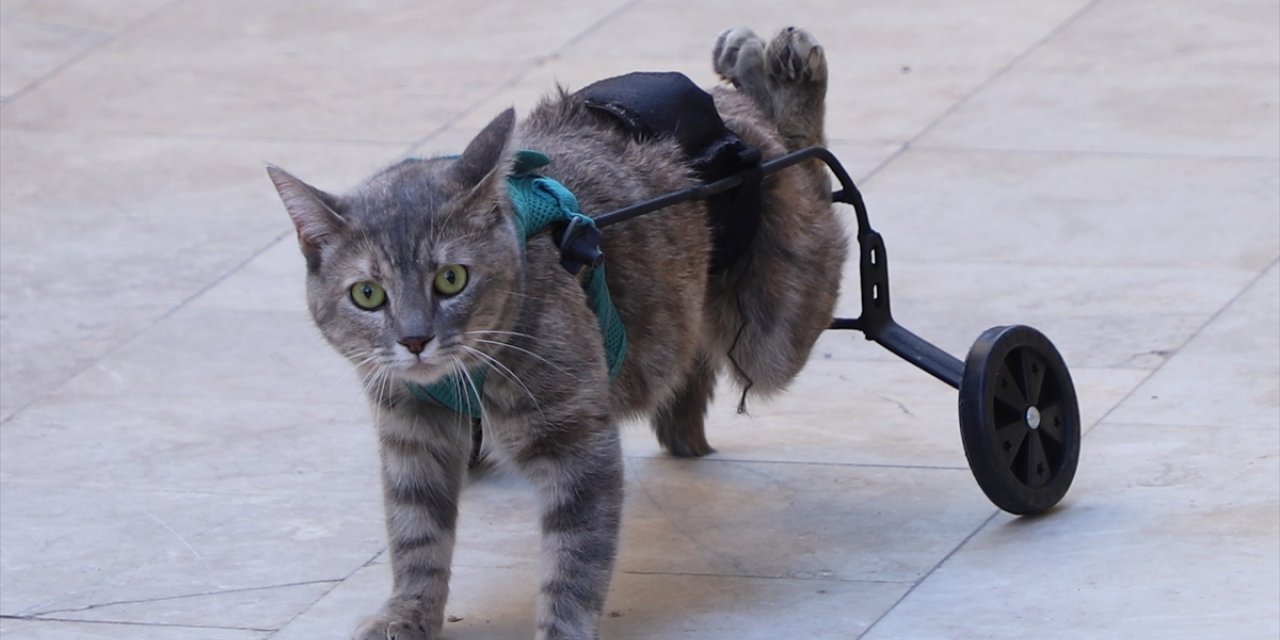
[405,151,627,416]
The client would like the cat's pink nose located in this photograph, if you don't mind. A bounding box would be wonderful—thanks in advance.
[398,336,432,355]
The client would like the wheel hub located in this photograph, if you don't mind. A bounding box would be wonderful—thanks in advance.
[1025,406,1041,430]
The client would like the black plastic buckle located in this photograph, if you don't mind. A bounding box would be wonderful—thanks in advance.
[557,215,605,276]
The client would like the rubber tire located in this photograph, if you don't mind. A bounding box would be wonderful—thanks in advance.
[959,325,1081,515]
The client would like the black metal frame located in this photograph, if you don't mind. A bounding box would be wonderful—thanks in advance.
[595,146,964,390]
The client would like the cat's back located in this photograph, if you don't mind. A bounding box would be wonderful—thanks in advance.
[511,93,715,417]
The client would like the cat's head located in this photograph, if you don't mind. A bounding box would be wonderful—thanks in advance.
[267,109,523,388]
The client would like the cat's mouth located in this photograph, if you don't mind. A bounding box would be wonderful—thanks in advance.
[395,358,455,386]
[390,343,473,386]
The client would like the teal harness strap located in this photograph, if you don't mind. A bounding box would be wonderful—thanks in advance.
[406,152,628,416]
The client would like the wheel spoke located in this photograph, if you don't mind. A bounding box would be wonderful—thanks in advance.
[1037,403,1064,444]
[1025,432,1050,489]
[993,359,1027,411]
[997,421,1029,466]
[1019,348,1047,406]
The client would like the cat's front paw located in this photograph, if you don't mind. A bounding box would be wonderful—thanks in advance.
[352,609,437,640]
[353,617,432,640]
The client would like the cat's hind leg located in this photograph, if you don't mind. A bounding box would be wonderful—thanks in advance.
[651,355,717,457]
[764,26,829,152]
[713,27,773,120]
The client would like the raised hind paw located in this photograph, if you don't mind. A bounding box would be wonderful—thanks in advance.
[713,27,766,86]
[763,26,829,151]
[766,26,828,86]
[713,27,773,118]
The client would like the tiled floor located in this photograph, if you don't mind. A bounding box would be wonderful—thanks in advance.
[1,1,1276,638]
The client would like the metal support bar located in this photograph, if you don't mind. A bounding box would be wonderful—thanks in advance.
[593,145,966,391]
[872,322,964,389]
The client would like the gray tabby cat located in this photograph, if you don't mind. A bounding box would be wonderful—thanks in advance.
[268,26,846,640]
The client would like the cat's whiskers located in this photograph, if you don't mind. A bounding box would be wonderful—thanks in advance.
[459,343,546,424]
[308,347,376,398]
[466,337,579,379]
[463,329,538,340]
[360,366,384,426]
[450,355,491,428]
[351,353,398,431]
[497,290,558,305]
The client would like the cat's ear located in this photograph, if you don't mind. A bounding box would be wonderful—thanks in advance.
[265,165,347,261]
[452,108,516,189]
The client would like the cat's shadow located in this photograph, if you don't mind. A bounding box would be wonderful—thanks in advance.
[444,458,782,638]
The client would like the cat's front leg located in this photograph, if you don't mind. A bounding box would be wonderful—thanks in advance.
[521,425,624,640]
[355,401,472,640]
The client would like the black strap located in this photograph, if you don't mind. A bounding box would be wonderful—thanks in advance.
[576,72,763,272]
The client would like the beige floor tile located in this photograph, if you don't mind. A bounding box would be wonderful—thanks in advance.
[600,571,904,639]
[373,455,997,583]
[566,0,1087,74]
[0,617,267,640]
[1107,262,1280,428]
[825,261,1259,370]
[0,481,383,617]
[858,149,1279,270]
[616,457,994,582]
[266,563,393,640]
[49,581,335,631]
[1023,0,1280,74]
[0,0,631,141]
[562,0,1092,142]
[861,422,1280,640]
[919,68,1280,157]
[2,1,1276,638]
[0,130,400,419]
[274,548,910,640]
[48,306,362,406]
[1,0,172,33]
[0,17,105,99]
[269,454,993,634]
[0,393,376,494]
[621,358,1147,470]
[184,237,310,314]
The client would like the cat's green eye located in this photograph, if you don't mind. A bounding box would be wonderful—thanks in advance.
[433,264,468,297]
[350,281,387,310]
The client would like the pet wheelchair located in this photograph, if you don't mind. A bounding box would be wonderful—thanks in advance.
[589,146,1081,515]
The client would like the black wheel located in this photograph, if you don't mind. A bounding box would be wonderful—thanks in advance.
[959,325,1080,515]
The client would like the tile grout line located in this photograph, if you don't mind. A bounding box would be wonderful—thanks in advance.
[0,614,273,633]
[856,0,1106,186]
[264,548,387,638]
[902,143,1280,164]
[856,509,1001,639]
[854,256,1279,638]
[403,0,644,155]
[550,0,645,56]
[0,0,186,110]
[0,230,293,426]
[22,579,344,618]
[615,568,914,585]
[0,126,421,147]
[1082,255,1280,437]
[623,455,969,472]
[852,2,1112,635]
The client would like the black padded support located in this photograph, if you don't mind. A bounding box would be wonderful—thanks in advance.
[576,72,763,272]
